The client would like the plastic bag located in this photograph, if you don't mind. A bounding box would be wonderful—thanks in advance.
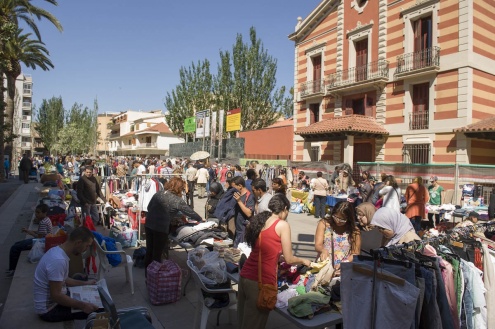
[28,239,46,263]
[188,247,227,285]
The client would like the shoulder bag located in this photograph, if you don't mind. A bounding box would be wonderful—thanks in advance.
[256,232,278,311]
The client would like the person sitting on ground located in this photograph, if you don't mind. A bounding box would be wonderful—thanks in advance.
[33,227,99,322]
[456,211,479,228]
[251,178,273,215]
[370,207,420,247]
[315,201,361,276]
[7,204,53,278]
[206,182,224,219]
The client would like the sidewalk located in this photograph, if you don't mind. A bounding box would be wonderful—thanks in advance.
[0,182,324,329]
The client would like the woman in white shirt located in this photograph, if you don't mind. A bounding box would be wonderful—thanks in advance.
[311,171,329,219]
[379,175,402,212]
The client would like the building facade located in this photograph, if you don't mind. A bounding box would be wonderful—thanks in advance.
[290,0,495,167]
[96,112,118,155]
[9,74,33,159]
[107,110,183,156]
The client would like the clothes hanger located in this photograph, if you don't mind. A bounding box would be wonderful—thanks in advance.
[352,264,405,286]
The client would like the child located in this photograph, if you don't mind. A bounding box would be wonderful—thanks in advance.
[6,204,53,278]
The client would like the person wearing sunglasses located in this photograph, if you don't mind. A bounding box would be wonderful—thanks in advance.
[314,201,361,276]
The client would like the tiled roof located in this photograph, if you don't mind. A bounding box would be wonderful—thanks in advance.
[454,116,495,133]
[122,122,173,137]
[296,115,388,136]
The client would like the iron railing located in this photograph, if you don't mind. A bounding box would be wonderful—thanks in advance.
[409,111,429,130]
[396,47,440,75]
[327,60,389,89]
[300,79,325,97]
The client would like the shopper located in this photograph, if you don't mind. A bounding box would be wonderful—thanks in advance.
[237,194,311,329]
[370,173,388,206]
[489,187,495,220]
[7,204,52,277]
[231,176,255,247]
[370,207,420,247]
[185,162,198,208]
[271,177,287,195]
[427,176,444,226]
[358,171,373,203]
[195,165,209,199]
[335,169,355,194]
[205,182,224,219]
[315,201,361,275]
[405,177,429,231]
[310,171,329,219]
[245,168,257,194]
[19,153,32,183]
[4,157,10,179]
[251,178,272,215]
[379,175,402,212]
[144,177,202,276]
[356,202,376,231]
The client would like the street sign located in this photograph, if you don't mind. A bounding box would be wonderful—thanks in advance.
[226,108,241,132]
[184,117,196,133]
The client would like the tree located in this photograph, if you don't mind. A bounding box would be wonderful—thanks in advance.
[215,26,284,131]
[35,96,64,153]
[4,28,54,163]
[164,59,213,137]
[280,86,294,119]
[0,0,62,181]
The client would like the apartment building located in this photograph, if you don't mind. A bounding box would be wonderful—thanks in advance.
[289,0,495,166]
[108,110,183,156]
[96,112,118,155]
[8,74,34,159]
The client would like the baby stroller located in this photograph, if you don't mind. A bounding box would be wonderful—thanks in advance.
[28,167,38,181]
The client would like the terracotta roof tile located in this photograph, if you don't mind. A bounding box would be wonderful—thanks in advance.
[454,116,495,133]
[296,115,388,136]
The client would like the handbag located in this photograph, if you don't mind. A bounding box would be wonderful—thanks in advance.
[256,233,278,311]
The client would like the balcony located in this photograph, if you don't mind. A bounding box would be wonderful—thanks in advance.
[22,102,31,108]
[121,145,133,149]
[300,79,325,99]
[21,128,30,135]
[326,60,389,94]
[23,89,32,97]
[343,106,376,118]
[22,115,31,121]
[409,110,429,130]
[395,47,440,78]
[139,142,157,148]
[21,142,31,148]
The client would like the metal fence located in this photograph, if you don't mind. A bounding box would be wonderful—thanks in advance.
[356,162,495,205]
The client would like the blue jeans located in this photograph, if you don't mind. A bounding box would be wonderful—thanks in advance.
[314,195,327,218]
[9,238,34,271]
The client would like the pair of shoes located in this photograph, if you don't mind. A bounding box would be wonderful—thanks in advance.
[5,270,14,278]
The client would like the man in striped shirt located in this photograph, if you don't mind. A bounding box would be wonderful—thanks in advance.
[7,204,53,278]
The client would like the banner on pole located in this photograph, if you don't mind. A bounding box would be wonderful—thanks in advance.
[195,110,210,138]
[184,117,196,133]
[210,111,217,154]
[226,108,241,132]
[218,110,224,159]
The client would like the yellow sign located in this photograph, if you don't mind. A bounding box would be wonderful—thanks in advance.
[226,108,241,132]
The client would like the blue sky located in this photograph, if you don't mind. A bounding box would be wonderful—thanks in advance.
[23,0,317,114]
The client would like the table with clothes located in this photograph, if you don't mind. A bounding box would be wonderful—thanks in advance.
[326,195,348,207]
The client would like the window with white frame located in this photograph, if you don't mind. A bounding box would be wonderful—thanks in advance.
[401,0,438,56]
[22,123,30,129]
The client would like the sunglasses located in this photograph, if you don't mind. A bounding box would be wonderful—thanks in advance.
[332,215,347,223]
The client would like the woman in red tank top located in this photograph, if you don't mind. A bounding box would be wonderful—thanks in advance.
[237,194,311,329]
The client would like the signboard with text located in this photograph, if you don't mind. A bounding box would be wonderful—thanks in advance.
[195,110,210,138]
[226,108,241,132]
[184,117,196,133]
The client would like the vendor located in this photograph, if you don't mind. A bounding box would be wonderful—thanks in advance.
[334,169,355,194]
[427,176,444,227]
[455,211,479,228]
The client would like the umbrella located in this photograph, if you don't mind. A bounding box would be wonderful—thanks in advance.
[190,151,210,161]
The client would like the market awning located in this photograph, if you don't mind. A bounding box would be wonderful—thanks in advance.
[295,115,389,142]
[454,116,495,140]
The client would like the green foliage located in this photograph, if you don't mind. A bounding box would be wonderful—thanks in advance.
[164,59,213,138]
[280,86,294,119]
[165,27,292,135]
[35,96,64,152]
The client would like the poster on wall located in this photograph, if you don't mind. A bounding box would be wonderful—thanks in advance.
[184,117,196,133]
[226,108,241,132]
[195,110,210,138]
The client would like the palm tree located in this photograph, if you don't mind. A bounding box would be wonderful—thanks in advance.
[4,28,54,153]
[0,0,62,181]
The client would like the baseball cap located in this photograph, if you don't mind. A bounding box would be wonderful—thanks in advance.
[468,211,479,219]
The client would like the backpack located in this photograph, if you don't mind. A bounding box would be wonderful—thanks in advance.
[147,260,182,305]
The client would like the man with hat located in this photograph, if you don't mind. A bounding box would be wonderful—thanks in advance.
[427,176,444,227]
[456,211,479,227]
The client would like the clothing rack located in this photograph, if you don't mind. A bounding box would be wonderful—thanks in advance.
[367,220,495,329]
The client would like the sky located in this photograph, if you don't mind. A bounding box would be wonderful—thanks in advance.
[22,0,318,114]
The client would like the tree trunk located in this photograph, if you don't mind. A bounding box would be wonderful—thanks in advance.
[0,73,6,182]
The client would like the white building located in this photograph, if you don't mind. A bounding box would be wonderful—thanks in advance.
[10,74,33,159]
[108,110,183,156]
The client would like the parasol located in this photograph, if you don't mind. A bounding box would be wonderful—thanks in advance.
[190,151,210,161]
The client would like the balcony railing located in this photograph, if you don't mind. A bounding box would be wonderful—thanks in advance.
[396,47,440,75]
[22,115,31,121]
[300,79,325,98]
[327,60,389,90]
[21,142,31,147]
[409,111,429,130]
[140,143,157,148]
[121,145,133,149]
[343,106,376,117]
[21,128,30,134]
[22,102,31,108]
